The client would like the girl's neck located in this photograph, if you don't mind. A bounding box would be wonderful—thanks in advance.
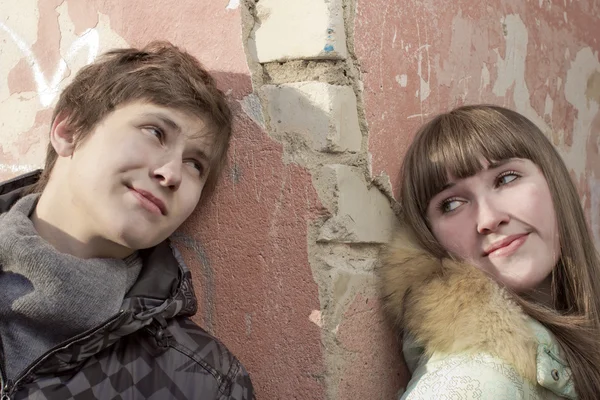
[523,275,553,308]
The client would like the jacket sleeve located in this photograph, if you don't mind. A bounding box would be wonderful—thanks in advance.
[401,355,541,400]
[219,359,254,400]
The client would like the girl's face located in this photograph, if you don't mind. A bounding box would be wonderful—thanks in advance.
[426,158,560,291]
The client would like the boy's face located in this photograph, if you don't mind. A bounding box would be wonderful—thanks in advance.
[53,101,214,252]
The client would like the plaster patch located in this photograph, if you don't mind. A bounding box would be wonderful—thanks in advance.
[492,14,550,142]
[564,47,600,176]
[395,74,408,87]
[586,70,600,104]
[309,310,323,328]
[239,93,266,128]
[481,64,490,89]
[417,44,431,102]
[544,94,554,116]
[226,0,240,10]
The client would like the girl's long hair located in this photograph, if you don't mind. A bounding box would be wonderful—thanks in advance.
[400,104,600,399]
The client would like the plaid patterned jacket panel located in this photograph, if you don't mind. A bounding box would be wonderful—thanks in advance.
[12,318,253,400]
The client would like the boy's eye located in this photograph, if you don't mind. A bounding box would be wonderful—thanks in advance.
[143,126,164,140]
[496,171,520,187]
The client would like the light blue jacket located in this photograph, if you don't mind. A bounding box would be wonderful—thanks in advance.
[401,320,576,399]
[379,233,578,400]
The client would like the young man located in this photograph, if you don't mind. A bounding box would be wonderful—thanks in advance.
[0,42,253,399]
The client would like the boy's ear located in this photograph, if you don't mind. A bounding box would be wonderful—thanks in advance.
[49,111,76,157]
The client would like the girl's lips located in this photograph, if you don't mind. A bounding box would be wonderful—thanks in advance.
[485,233,530,258]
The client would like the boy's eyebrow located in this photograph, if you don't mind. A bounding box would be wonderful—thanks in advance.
[142,112,181,133]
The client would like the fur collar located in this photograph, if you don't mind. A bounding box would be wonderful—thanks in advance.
[379,230,538,383]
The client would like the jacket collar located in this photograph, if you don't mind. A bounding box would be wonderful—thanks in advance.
[0,172,198,376]
[379,230,576,399]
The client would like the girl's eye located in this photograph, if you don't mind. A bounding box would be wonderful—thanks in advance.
[185,160,204,177]
[496,171,520,187]
[438,198,463,213]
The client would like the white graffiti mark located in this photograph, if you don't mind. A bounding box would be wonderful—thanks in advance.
[0,22,99,107]
[226,0,240,10]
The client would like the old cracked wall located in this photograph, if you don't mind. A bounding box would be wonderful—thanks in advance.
[0,1,326,399]
[356,0,600,242]
[354,0,600,393]
[2,0,599,399]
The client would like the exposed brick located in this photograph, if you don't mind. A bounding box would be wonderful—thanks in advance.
[263,82,361,153]
[252,0,347,62]
[317,164,397,244]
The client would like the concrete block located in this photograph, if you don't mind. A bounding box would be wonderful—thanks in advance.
[263,82,361,153]
[253,0,347,62]
[317,165,396,244]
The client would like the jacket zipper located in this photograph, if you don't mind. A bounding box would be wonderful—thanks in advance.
[0,335,10,400]
[0,311,127,399]
[1,365,12,400]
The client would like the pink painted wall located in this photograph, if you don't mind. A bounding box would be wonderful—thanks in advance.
[0,1,326,398]
[355,0,600,390]
[2,0,599,398]
[356,0,600,240]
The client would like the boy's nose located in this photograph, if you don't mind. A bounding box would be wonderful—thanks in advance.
[152,159,182,191]
[476,198,509,234]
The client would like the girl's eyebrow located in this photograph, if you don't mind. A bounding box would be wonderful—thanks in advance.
[487,158,517,170]
[190,147,210,165]
[439,181,455,192]
[438,159,520,193]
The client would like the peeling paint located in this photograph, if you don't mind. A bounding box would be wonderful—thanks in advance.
[226,0,240,10]
[395,74,407,87]
[586,70,600,104]
[416,23,431,102]
[239,93,266,128]
[309,309,323,328]
[564,48,600,177]
[544,94,554,117]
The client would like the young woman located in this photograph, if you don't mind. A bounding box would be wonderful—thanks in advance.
[380,105,600,399]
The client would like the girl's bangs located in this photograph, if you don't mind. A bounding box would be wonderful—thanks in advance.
[413,113,531,211]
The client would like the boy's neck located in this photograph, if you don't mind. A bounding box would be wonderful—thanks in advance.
[31,190,134,260]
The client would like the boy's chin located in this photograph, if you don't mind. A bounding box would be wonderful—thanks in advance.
[114,229,172,252]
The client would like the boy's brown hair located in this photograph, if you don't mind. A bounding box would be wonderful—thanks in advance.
[35,41,232,200]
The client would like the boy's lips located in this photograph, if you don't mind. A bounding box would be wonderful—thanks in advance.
[129,186,167,215]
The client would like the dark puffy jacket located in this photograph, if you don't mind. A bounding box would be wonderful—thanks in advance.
[0,171,254,400]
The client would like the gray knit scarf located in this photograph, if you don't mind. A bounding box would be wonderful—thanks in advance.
[0,194,142,380]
